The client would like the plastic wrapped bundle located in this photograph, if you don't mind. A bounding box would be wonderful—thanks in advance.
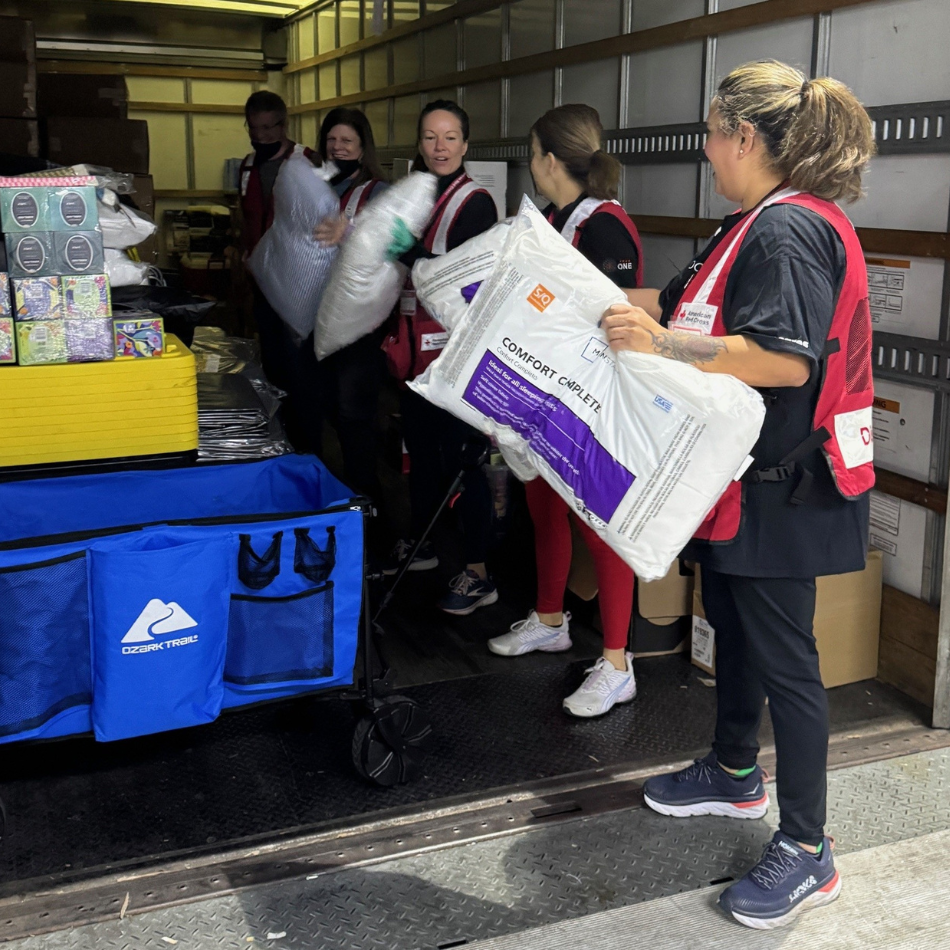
[410,198,766,581]
[247,153,340,342]
[315,171,437,361]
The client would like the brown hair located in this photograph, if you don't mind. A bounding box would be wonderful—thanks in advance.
[530,104,620,201]
[713,60,875,203]
[244,90,287,125]
[318,107,386,186]
[410,99,471,172]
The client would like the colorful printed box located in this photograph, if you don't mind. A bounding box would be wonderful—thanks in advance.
[0,187,51,233]
[0,273,10,319]
[0,317,15,364]
[16,320,67,365]
[54,230,105,275]
[47,186,99,231]
[114,316,165,358]
[5,232,55,278]
[63,274,111,319]
[13,276,63,321]
[66,318,114,362]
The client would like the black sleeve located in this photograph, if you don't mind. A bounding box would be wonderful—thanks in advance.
[723,204,847,364]
[446,192,498,251]
[575,213,641,288]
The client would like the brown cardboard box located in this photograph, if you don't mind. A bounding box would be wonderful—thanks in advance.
[0,117,40,157]
[691,550,884,687]
[37,75,128,119]
[45,117,149,174]
[0,17,35,63]
[0,62,36,118]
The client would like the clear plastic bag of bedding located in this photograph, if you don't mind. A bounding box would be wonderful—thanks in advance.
[410,198,766,581]
[247,154,340,342]
[314,171,437,361]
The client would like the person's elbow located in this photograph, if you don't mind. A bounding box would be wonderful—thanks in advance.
[774,353,812,388]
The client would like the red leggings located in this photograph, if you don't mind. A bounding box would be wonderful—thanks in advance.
[525,478,635,651]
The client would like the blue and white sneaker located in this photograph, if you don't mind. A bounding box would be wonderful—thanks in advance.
[439,570,499,616]
[381,539,439,576]
[642,751,769,819]
[719,831,841,929]
[562,654,636,717]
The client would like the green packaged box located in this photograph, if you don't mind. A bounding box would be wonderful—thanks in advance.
[0,317,15,364]
[0,187,51,233]
[63,274,111,319]
[5,232,55,278]
[0,273,10,318]
[16,320,67,365]
[13,276,63,321]
[54,230,104,275]
[48,186,99,231]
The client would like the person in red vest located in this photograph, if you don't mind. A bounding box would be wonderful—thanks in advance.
[381,100,499,616]
[602,60,875,929]
[238,91,321,454]
[487,104,645,720]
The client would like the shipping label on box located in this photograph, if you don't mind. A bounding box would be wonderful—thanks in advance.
[0,317,15,364]
[0,187,50,232]
[691,614,715,675]
[63,274,111,319]
[48,186,98,231]
[4,232,54,277]
[16,320,67,365]
[65,318,114,362]
[114,317,164,358]
[865,256,944,340]
[54,231,104,275]
[13,276,62,321]
[869,490,927,600]
[0,273,9,318]
[872,379,935,482]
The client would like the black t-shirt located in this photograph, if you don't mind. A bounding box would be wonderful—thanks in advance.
[662,201,870,578]
[545,195,640,288]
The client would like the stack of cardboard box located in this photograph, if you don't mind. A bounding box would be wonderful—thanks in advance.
[0,17,38,159]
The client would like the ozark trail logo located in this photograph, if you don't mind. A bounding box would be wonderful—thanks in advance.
[121,599,199,654]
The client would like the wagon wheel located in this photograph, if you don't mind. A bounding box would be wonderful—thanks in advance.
[351,696,435,786]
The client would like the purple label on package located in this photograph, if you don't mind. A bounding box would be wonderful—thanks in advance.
[463,352,635,523]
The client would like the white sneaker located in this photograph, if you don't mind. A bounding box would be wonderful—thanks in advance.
[487,610,572,656]
[563,654,636,718]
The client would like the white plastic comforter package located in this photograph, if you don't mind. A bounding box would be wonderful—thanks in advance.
[412,219,512,332]
[315,171,438,361]
[410,199,766,581]
[247,153,340,342]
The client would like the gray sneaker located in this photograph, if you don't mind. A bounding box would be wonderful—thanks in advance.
[488,610,572,656]
[562,653,636,718]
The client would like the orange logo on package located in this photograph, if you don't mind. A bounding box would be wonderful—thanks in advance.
[528,284,555,312]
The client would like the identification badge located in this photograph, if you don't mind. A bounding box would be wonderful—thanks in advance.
[671,302,718,336]
[240,171,251,196]
[399,290,416,316]
[834,406,874,469]
[421,331,449,352]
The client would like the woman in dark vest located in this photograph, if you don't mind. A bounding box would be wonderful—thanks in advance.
[603,60,875,929]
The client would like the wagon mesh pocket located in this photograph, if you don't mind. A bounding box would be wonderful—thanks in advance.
[0,552,91,737]
[226,583,334,686]
[293,527,336,584]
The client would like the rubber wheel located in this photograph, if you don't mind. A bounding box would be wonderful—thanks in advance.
[351,696,435,786]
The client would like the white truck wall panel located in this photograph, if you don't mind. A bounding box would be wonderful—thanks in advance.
[828,0,950,105]
[624,165,699,218]
[393,36,421,85]
[508,72,555,138]
[393,95,421,146]
[465,81,502,140]
[866,255,944,340]
[463,10,503,70]
[364,48,389,90]
[506,165,536,217]
[561,60,621,130]
[364,101,390,147]
[639,235,695,292]
[849,155,950,233]
[627,43,704,127]
[870,491,928,600]
[340,55,360,95]
[425,23,457,78]
[564,0,623,46]
[714,19,814,87]
[631,0,705,31]
[872,378,936,483]
[509,0,556,59]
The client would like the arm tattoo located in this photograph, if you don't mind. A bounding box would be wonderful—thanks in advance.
[647,329,727,366]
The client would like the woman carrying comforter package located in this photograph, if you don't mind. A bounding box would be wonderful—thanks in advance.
[604,61,875,930]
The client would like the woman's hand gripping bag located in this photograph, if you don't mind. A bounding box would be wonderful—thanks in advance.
[410,197,766,581]
[247,153,341,342]
[314,171,437,361]
[88,531,235,741]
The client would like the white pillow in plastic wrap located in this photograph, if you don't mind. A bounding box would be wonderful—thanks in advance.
[247,153,340,342]
[411,219,512,332]
[315,171,437,361]
[104,248,149,287]
[410,198,766,581]
[98,200,158,249]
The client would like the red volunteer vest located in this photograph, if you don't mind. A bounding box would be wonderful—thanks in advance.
[239,143,316,252]
[546,197,644,287]
[383,173,493,381]
[340,178,383,220]
[669,187,875,543]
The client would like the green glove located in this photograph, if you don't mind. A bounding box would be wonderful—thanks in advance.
[385,217,417,260]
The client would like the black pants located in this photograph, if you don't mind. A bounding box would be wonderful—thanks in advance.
[321,334,384,500]
[703,569,827,846]
[400,387,492,565]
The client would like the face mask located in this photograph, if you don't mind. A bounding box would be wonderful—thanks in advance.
[330,159,361,185]
[251,140,282,163]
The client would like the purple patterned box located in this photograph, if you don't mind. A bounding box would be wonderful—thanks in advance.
[63,274,111,319]
[0,273,10,319]
[13,276,63,321]
[0,317,15,363]
[114,316,164,358]
[66,317,114,362]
